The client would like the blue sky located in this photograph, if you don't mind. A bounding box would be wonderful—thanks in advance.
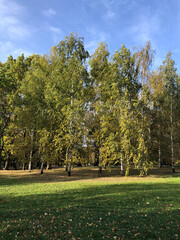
[0,0,180,69]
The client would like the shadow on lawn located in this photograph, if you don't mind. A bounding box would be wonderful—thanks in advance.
[0,181,180,239]
[0,166,180,186]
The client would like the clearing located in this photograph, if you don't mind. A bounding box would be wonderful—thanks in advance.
[0,167,180,239]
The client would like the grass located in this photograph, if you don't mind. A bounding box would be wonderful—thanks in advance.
[0,167,180,240]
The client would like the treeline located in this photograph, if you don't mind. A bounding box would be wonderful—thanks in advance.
[0,33,180,176]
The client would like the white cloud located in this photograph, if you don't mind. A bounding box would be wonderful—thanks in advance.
[12,49,34,58]
[0,0,34,62]
[106,10,115,19]
[85,28,108,54]
[49,26,62,44]
[129,14,160,46]
[101,0,127,20]
[0,41,33,62]
[50,27,61,34]
[0,0,31,40]
[101,0,116,9]
[43,8,56,17]
[126,10,164,69]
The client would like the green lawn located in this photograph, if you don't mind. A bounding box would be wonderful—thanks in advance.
[0,168,180,240]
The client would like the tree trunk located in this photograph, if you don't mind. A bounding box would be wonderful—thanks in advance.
[46,163,50,170]
[125,167,129,176]
[65,149,68,171]
[22,163,25,171]
[120,154,124,176]
[28,160,32,172]
[0,145,3,170]
[4,160,8,170]
[29,130,34,172]
[94,145,100,166]
[170,104,175,173]
[40,162,44,174]
[158,140,161,168]
[22,129,26,171]
[98,147,102,174]
[29,149,32,172]
[68,165,71,177]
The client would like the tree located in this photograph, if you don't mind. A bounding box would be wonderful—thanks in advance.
[132,42,155,175]
[89,42,112,173]
[0,54,29,169]
[159,52,179,173]
[48,33,90,176]
[149,70,166,167]
[16,54,49,171]
[110,45,140,175]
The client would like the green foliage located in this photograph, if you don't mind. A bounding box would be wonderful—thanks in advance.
[0,34,180,174]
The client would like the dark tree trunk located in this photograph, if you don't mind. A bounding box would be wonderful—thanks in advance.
[99,166,102,174]
[40,162,44,174]
[94,144,100,166]
[68,165,71,176]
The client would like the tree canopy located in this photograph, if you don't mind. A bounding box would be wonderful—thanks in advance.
[0,33,180,175]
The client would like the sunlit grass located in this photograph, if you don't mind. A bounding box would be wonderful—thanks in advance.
[0,167,180,239]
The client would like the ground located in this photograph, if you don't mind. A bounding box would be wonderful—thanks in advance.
[0,167,180,239]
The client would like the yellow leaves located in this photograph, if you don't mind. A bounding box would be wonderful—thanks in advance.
[134,232,141,237]
[51,216,55,223]
[37,230,42,234]
[87,223,93,227]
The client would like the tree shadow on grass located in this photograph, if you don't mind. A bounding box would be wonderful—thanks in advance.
[0,182,179,239]
[0,167,179,186]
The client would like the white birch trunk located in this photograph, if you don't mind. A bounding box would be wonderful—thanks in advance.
[40,161,44,174]
[120,154,124,176]
[28,158,32,172]
[22,162,25,171]
[29,130,34,172]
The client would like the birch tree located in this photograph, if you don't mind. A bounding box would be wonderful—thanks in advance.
[16,55,49,171]
[159,52,179,173]
[49,33,90,176]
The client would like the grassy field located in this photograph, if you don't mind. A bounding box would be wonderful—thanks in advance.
[0,167,180,240]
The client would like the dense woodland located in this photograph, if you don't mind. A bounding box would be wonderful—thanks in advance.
[0,33,180,176]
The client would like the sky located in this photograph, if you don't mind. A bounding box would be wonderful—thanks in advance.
[0,0,180,69]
